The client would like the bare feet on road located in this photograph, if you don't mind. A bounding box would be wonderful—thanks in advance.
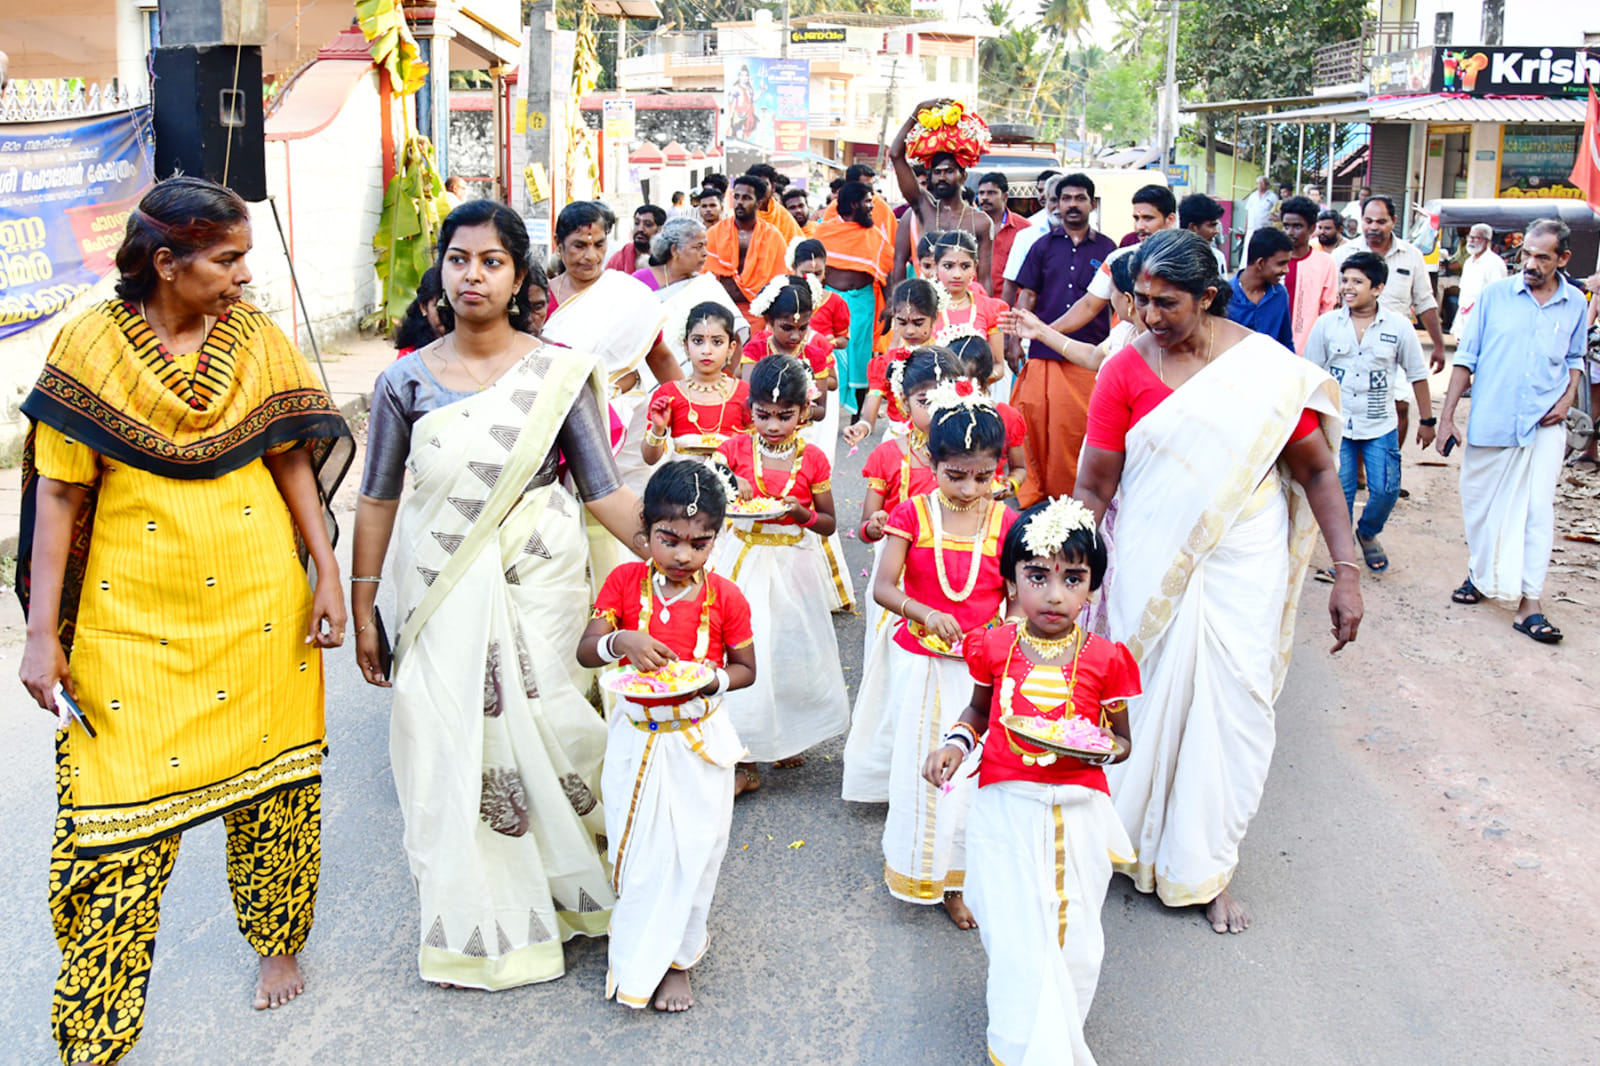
[943,891,977,930]
[1206,889,1251,934]
[254,953,304,1009]
[652,968,693,1012]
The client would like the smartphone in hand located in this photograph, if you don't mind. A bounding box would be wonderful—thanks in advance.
[54,685,97,738]
[1442,435,1459,457]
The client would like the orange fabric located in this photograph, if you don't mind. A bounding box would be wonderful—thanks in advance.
[760,198,804,243]
[816,203,896,354]
[1011,356,1098,508]
[704,217,789,324]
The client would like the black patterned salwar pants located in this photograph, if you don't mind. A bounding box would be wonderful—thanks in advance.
[48,748,320,1066]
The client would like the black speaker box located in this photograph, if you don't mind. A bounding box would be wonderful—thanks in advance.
[151,44,267,201]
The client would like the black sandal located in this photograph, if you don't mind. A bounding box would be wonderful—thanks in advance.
[1512,613,1563,644]
[1451,578,1483,605]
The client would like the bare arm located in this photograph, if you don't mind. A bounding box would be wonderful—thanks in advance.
[1000,307,1104,370]
[351,494,400,686]
[889,103,936,206]
[1417,307,1447,373]
[18,477,89,710]
[892,214,911,289]
[263,447,346,648]
[644,336,684,384]
[586,487,647,558]
[790,485,837,537]
[976,216,994,293]
[1436,364,1472,453]
[1049,291,1110,337]
[1073,445,1126,525]
[1410,378,1436,447]
[873,533,961,645]
[923,684,992,784]
[1281,430,1364,652]
[718,274,747,312]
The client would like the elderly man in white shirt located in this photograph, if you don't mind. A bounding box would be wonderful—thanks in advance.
[1241,176,1276,259]
[1453,222,1508,341]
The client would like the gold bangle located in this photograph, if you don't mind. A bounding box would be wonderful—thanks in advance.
[350,575,382,583]
[899,594,913,619]
[1332,560,1361,571]
[643,428,669,447]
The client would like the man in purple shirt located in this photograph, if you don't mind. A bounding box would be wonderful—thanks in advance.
[1008,172,1117,504]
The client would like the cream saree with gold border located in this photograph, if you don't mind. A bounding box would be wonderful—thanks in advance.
[1094,336,1340,907]
[388,347,615,989]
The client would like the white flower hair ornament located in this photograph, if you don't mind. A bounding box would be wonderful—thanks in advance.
[704,460,739,511]
[783,234,809,269]
[748,275,793,318]
[934,321,986,349]
[932,279,952,315]
[887,357,910,403]
[1020,496,1097,560]
[800,271,825,311]
[924,377,995,449]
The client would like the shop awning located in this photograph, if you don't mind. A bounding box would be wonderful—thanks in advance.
[1242,94,1588,124]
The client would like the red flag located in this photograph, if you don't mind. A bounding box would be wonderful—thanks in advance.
[1572,81,1600,212]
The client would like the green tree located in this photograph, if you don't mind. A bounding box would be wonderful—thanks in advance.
[1175,0,1367,186]
[1025,0,1090,118]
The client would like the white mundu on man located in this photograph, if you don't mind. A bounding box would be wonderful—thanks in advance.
[1437,218,1587,645]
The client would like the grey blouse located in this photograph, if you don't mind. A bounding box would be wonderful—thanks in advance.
[359,352,622,502]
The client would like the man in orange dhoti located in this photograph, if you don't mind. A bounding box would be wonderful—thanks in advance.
[706,174,789,328]
[816,179,895,414]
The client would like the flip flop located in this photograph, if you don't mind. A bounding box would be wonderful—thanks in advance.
[1451,577,1483,604]
[1512,614,1563,644]
[1313,567,1336,584]
[1358,535,1389,572]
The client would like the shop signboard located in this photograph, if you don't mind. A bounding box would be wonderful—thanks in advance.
[723,57,810,153]
[1370,46,1600,99]
[1499,125,1585,199]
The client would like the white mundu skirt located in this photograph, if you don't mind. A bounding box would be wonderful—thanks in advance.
[603,696,745,1007]
[965,780,1134,1066]
[1459,424,1563,601]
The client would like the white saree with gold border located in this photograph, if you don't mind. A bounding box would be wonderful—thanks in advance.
[1094,336,1340,907]
[388,347,615,989]
[543,270,669,497]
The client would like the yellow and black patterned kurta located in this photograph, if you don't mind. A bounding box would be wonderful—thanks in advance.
[19,299,351,856]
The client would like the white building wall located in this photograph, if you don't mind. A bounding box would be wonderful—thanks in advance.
[245,70,384,351]
[1414,0,1597,46]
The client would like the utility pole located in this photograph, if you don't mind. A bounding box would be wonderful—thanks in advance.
[1161,0,1179,168]
[782,0,791,59]
[876,57,899,175]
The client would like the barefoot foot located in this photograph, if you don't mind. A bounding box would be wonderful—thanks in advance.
[734,764,761,796]
[773,755,805,769]
[1205,889,1251,934]
[652,968,693,1012]
[943,891,978,930]
[254,953,304,1010]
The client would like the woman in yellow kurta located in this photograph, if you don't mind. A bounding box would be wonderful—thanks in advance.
[16,177,351,1066]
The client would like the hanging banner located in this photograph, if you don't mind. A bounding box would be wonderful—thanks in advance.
[0,107,155,340]
[723,57,809,154]
[603,98,637,140]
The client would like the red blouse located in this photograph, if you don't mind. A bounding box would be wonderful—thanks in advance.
[592,562,754,666]
[867,346,913,425]
[715,434,833,526]
[810,291,851,344]
[964,622,1142,792]
[862,437,938,514]
[651,379,752,443]
[1085,346,1320,452]
[884,496,1016,657]
[741,330,835,379]
[936,292,1007,336]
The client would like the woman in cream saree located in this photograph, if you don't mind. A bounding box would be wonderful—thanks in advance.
[1075,230,1363,934]
[353,202,643,988]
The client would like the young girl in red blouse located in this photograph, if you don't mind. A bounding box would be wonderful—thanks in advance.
[943,330,1028,500]
[580,461,756,1013]
[924,497,1137,1066]
[742,275,854,612]
[789,238,850,354]
[709,354,850,796]
[930,230,1008,380]
[843,278,940,445]
[846,383,1017,929]
[642,302,750,463]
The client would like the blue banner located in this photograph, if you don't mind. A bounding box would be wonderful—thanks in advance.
[0,107,154,340]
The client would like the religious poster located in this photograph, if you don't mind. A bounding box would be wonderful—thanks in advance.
[723,57,810,153]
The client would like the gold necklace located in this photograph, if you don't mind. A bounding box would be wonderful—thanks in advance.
[928,496,990,602]
[442,335,509,391]
[1020,623,1080,660]
[683,378,733,441]
[1155,316,1214,388]
[751,434,804,501]
[756,432,800,459]
[935,489,984,513]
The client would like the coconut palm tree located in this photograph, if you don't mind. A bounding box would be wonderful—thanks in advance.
[1025,0,1089,117]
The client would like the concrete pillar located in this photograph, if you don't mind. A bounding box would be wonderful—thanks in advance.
[416,27,453,179]
[1466,122,1500,197]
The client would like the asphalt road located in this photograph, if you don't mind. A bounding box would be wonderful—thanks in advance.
[0,437,1592,1065]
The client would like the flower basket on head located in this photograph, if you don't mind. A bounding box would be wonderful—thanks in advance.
[906,102,993,170]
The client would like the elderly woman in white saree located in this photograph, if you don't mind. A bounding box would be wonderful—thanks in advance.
[352,202,644,989]
[637,215,751,373]
[544,201,684,496]
[1075,230,1364,935]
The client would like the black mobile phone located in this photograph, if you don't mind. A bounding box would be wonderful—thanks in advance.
[373,608,393,682]
[1442,434,1459,457]
[56,687,97,738]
